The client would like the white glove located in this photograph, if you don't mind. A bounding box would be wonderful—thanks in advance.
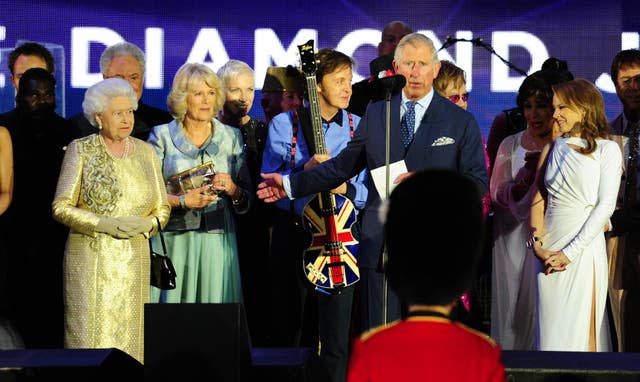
[118,216,154,236]
[96,217,134,239]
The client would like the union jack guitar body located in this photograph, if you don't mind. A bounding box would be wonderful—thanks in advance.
[298,40,360,291]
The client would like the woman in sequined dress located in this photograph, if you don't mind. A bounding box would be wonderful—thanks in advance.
[52,78,170,363]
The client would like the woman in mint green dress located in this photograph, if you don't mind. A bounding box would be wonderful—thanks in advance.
[148,63,252,303]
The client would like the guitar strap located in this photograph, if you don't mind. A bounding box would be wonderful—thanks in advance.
[296,106,316,155]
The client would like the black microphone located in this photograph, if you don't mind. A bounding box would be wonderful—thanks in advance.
[373,70,406,93]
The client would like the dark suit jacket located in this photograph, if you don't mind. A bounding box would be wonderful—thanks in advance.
[608,114,640,290]
[69,102,173,141]
[290,92,488,268]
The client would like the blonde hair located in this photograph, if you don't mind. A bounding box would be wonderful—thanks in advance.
[433,60,465,95]
[167,63,225,121]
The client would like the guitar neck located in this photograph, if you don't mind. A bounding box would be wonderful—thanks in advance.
[304,75,327,155]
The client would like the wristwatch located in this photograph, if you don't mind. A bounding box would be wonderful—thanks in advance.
[232,188,246,205]
[179,194,186,209]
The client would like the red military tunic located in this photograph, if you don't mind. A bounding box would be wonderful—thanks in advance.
[347,316,505,382]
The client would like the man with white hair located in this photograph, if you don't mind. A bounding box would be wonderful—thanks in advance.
[70,41,172,141]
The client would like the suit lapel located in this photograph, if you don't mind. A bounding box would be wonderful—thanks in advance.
[409,92,444,152]
[387,95,405,161]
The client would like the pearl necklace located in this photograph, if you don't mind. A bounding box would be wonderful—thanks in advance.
[121,138,130,159]
[100,135,130,159]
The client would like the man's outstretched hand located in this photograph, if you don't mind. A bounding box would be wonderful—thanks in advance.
[257,173,287,203]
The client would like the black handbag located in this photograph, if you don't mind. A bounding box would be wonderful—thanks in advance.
[150,217,177,290]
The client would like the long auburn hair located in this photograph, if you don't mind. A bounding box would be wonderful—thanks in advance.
[552,79,609,155]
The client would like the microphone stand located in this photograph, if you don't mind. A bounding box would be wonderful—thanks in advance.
[382,87,392,326]
[438,36,527,76]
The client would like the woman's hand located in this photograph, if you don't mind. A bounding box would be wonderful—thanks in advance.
[184,185,218,209]
[532,243,554,262]
[543,251,570,275]
[118,216,154,236]
[212,172,237,196]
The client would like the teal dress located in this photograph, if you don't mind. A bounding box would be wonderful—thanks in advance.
[147,118,251,303]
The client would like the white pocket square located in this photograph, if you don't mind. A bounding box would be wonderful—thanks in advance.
[431,136,455,146]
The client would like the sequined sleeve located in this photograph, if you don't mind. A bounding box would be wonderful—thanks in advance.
[52,139,102,236]
[231,127,253,215]
[142,142,171,237]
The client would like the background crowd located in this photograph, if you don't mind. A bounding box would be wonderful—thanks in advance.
[1,19,639,381]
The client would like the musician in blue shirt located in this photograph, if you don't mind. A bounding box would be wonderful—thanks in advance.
[261,48,368,382]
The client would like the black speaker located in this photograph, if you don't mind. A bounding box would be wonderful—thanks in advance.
[144,303,252,382]
[0,348,142,381]
[251,347,327,382]
[503,350,640,382]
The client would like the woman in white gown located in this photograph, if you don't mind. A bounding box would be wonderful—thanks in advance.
[530,79,622,351]
[490,70,571,350]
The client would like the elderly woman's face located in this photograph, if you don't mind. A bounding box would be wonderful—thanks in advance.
[223,72,255,118]
[185,80,217,123]
[524,94,554,138]
[98,95,134,141]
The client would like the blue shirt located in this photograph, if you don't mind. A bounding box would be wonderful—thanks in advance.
[261,108,369,215]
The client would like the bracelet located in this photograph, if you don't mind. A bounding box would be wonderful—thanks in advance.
[179,194,186,209]
[526,235,543,249]
[232,188,246,205]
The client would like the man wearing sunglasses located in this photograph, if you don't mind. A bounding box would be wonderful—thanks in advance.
[434,60,469,110]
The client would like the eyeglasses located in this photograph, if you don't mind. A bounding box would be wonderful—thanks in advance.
[448,93,469,103]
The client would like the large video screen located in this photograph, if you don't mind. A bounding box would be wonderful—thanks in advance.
[1,0,637,137]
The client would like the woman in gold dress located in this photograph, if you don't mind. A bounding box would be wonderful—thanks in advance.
[52,78,170,363]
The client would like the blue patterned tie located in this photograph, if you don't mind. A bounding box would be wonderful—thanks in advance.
[401,101,416,148]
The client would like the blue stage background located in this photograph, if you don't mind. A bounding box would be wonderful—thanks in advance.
[1,0,638,137]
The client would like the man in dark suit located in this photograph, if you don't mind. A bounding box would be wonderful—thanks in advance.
[257,33,488,332]
[607,48,640,352]
[69,41,172,141]
[1,68,80,349]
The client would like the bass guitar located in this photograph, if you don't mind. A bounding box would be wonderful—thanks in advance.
[297,39,360,292]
